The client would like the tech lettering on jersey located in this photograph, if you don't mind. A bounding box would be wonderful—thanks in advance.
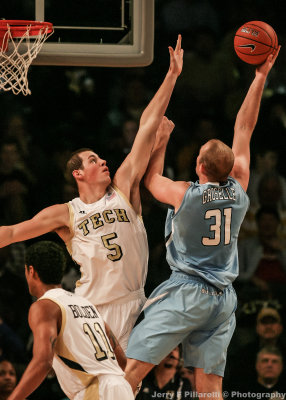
[78,208,130,236]
[202,187,236,204]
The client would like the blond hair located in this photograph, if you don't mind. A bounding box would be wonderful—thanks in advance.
[200,139,234,182]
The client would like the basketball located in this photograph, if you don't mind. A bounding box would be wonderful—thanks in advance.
[234,21,278,65]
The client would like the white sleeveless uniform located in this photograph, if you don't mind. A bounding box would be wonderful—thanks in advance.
[67,185,148,350]
[39,288,133,400]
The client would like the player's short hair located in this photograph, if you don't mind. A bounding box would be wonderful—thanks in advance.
[25,241,67,284]
[65,148,94,182]
[199,139,234,182]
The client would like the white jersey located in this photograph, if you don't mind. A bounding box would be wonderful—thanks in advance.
[67,185,148,305]
[39,288,124,400]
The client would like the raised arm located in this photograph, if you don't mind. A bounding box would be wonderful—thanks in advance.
[144,117,189,211]
[8,300,60,400]
[113,35,184,213]
[231,48,280,191]
[0,203,70,248]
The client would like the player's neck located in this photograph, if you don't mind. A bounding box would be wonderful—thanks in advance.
[36,284,62,298]
[78,182,108,204]
[198,174,210,184]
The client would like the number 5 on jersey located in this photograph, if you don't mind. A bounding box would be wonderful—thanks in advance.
[101,232,123,261]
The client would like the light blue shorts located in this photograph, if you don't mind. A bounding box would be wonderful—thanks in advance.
[126,271,237,377]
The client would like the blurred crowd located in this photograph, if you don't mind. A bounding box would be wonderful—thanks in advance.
[1,0,286,397]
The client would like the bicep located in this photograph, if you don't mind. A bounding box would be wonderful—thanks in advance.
[29,302,59,360]
[11,204,69,242]
[146,174,189,209]
[231,155,250,192]
[113,125,156,191]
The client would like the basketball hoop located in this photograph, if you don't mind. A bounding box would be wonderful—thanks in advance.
[0,20,53,95]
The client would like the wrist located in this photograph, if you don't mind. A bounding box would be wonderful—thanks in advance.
[255,71,267,82]
[166,70,179,82]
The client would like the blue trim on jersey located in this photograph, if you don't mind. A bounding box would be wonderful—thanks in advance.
[165,177,249,289]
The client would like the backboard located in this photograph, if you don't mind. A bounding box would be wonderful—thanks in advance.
[1,0,154,67]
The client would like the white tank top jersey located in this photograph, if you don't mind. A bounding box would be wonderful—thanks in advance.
[67,185,148,305]
[39,288,124,399]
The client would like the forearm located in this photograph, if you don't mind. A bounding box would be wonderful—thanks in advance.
[115,346,127,371]
[0,226,15,248]
[234,73,266,139]
[8,358,52,400]
[144,136,169,190]
[140,71,178,128]
[104,323,126,371]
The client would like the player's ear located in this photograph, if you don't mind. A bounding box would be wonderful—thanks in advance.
[199,162,207,175]
[26,265,35,276]
[72,169,82,179]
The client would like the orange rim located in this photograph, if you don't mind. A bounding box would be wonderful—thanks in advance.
[0,20,53,38]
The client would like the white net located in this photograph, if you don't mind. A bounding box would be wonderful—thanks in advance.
[0,23,53,95]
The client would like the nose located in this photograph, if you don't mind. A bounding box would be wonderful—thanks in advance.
[99,158,106,166]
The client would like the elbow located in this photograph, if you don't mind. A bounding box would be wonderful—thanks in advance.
[144,173,156,192]
[121,358,127,371]
[33,352,54,374]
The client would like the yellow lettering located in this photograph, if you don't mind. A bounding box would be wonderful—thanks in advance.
[78,219,90,236]
[114,209,130,222]
[90,213,104,230]
[103,210,115,223]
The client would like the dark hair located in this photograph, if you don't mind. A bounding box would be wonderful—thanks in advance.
[255,206,281,223]
[25,241,67,284]
[65,148,94,180]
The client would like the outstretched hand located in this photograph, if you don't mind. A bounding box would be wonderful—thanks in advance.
[168,34,184,77]
[256,45,281,77]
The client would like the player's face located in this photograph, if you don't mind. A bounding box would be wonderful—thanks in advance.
[0,361,17,394]
[79,151,111,186]
[256,353,283,380]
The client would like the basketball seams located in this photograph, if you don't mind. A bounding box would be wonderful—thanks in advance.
[234,20,278,64]
[246,22,276,47]
[235,34,276,50]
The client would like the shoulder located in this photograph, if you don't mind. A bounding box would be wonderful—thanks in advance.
[28,299,60,331]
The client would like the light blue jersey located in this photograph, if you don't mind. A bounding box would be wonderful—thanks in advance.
[165,177,249,289]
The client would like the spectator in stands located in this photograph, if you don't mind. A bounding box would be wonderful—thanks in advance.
[240,172,286,240]
[225,307,285,390]
[239,347,286,396]
[0,317,26,364]
[247,147,286,210]
[238,206,286,298]
[0,359,17,400]
[137,346,192,400]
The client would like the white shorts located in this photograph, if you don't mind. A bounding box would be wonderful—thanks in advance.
[74,374,134,400]
[97,288,146,352]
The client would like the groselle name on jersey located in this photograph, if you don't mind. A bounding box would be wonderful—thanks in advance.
[202,187,236,205]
